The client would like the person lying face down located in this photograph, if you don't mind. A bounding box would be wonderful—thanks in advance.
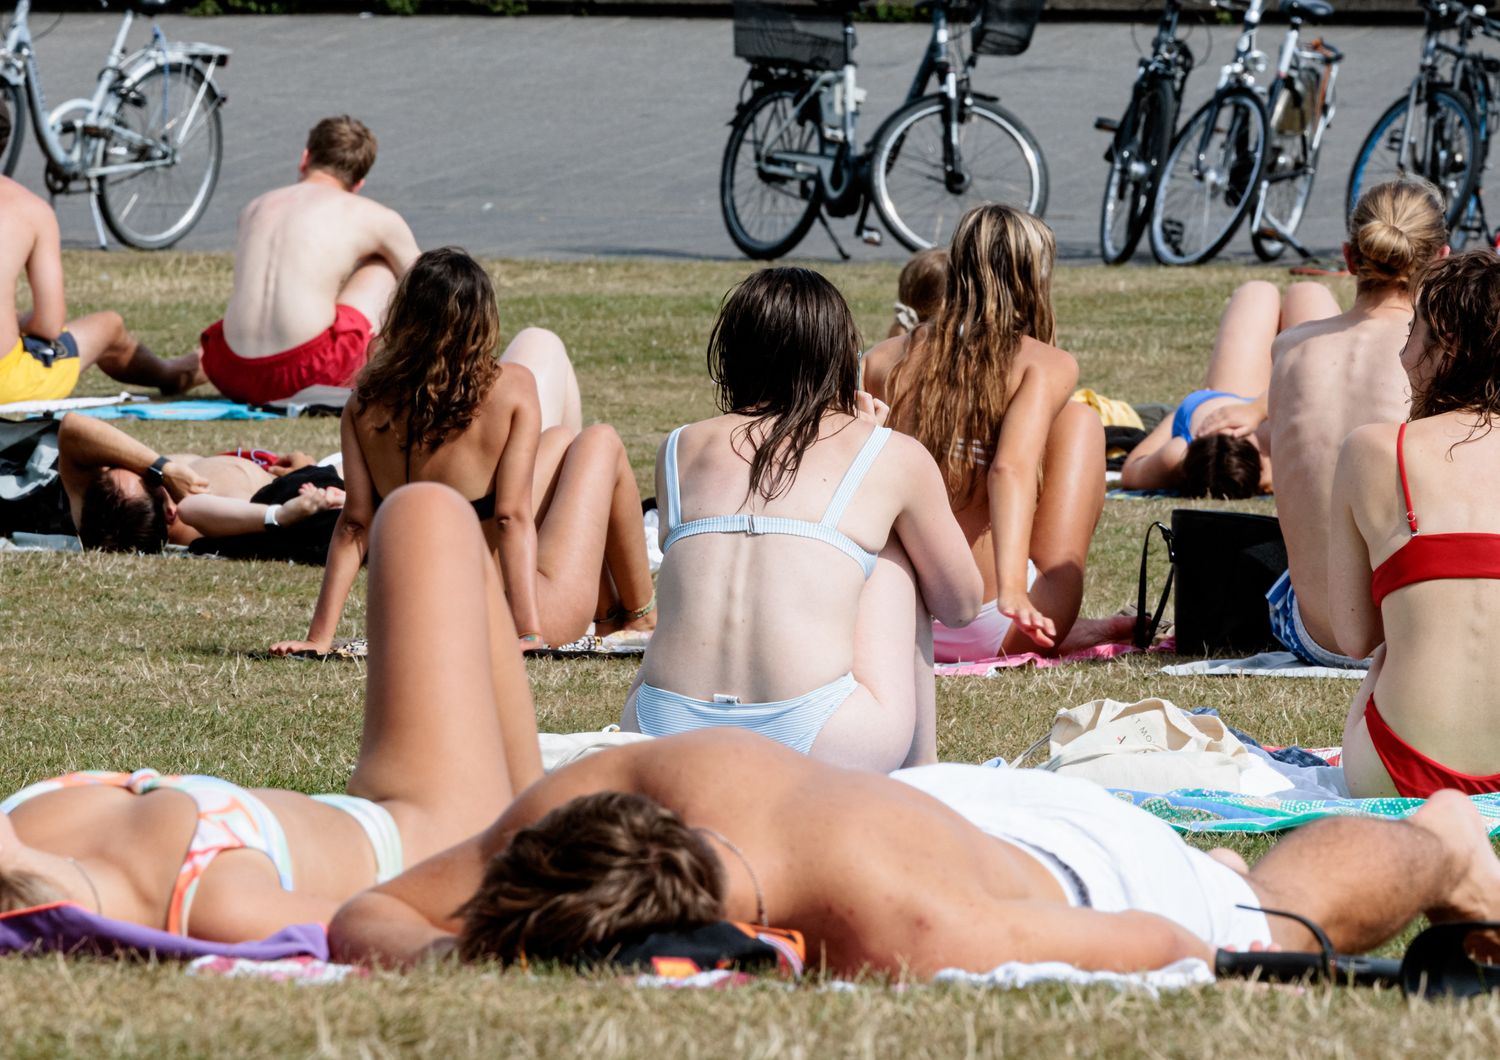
[55,412,340,552]
[331,731,1500,976]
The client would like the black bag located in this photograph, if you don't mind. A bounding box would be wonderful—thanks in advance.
[1133,509,1288,655]
[0,420,74,538]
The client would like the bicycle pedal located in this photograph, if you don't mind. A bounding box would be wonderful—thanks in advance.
[1094,117,1120,133]
[858,227,883,246]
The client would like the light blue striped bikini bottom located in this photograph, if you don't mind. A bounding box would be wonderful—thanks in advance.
[634,673,858,755]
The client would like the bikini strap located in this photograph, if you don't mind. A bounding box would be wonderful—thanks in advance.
[820,427,891,527]
[1397,422,1420,536]
[662,427,687,532]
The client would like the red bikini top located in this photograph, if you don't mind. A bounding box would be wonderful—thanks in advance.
[1370,423,1500,607]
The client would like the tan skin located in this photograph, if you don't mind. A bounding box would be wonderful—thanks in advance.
[1331,318,1500,796]
[864,329,1109,654]
[0,483,543,943]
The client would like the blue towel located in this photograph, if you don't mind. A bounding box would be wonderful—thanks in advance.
[78,401,280,421]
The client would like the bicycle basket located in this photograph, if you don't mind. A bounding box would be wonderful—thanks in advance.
[970,0,1045,57]
[733,0,846,71]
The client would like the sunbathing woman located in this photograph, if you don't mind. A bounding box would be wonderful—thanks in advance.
[864,205,1112,657]
[1332,250,1500,798]
[886,248,949,338]
[1119,280,1340,498]
[621,267,981,771]
[0,482,543,941]
[271,248,655,655]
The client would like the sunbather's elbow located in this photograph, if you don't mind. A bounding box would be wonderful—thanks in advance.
[930,572,985,628]
[493,507,531,534]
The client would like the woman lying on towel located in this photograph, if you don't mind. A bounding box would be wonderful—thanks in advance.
[0,483,544,942]
[620,267,981,771]
[271,247,655,655]
[863,205,1120,658]
[1332,250,1500,798]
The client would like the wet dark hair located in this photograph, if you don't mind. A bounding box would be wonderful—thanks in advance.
[1182,434,1262,499]
[456,792,726,966]
[77,475,168,553]
[707,267,862,503]
[355,247,501,452]
[1409,249,1500,428]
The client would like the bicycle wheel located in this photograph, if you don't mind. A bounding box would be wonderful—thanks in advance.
[869,94,1047,253]
[720,84,823,260]
[96,61,223,250]
[1345,87,1478,233]
[1100,77,1175,265]
[1,76,24,177]
[1150,87,1268,266]
[1251,79,1318,262]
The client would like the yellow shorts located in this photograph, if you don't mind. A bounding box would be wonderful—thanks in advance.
[0,333,82,403]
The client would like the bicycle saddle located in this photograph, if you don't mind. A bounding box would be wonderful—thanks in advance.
[1280,0,1334,21]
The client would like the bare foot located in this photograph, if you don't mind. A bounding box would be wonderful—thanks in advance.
[1208,847,1251,874]
[1415,790,1500,926]
[160,348,207,395]
[1052,614,1135,655]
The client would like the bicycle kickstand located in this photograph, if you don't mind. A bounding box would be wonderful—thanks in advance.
[86,181,109,250]
[816,212,851,261]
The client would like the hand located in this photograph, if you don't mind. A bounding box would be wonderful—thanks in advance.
[268,452,316,477]
[270,638,332,657]
[276,484,347,527]
[997,592,1057,650]
[1197,400,1266,439]
[856,390,890,427]
[162,461,210,501]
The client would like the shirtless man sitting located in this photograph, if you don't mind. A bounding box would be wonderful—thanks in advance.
[200,115,420,406]
[0,100,203,406]
[56,412,340,552]
[327,485,1500,976]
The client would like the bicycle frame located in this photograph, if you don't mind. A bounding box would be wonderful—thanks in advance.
[1396,3,1497,190]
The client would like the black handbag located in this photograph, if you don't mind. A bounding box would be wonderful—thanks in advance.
[1133,509,1289,655]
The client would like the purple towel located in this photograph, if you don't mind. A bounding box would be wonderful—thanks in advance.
[0,902,328,960]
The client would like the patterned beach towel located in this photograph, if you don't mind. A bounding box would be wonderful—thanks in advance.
[1116,788,1500,836]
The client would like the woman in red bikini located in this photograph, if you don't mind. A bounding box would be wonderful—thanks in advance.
[1331,249,1500,798]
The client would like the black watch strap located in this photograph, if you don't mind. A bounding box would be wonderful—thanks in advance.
[144,455,169,487]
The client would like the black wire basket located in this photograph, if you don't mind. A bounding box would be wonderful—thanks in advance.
[970,0,1045,56]
[733,0,847,70]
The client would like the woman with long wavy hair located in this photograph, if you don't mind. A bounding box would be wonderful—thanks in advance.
[865,205,1120,658]
[272,247,655,654]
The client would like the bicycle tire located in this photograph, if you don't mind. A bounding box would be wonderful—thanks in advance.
[96,61,223,250]
[1251,78,1320,262]
[869,93,1047,253]
[1,76,24,178]
[1150,86,1269,266]
[720,84,823,260]
[1100,76,1175,265]
[1345,87,1478,234]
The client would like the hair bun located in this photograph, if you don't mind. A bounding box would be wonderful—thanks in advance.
[1347,181,1447,289]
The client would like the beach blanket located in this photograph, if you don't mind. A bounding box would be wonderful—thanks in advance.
[936,641,1155,677]
[0,901,327,960]
[1117,788,1500,836]
[1161,651,1366,680]
[78,400,281,422]
[0,392,145,418]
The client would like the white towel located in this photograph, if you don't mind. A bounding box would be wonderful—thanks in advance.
[1161,651,1366,680]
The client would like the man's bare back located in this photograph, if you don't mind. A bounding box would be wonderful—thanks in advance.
[222,179,417,358]
[1269,303,1412,653]
[0,176,62,352]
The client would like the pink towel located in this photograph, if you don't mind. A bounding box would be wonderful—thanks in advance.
[936,639,1166,677]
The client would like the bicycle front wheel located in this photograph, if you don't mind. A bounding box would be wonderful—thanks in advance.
[97,61,224,250]
[1150,87,1268,266]
[720,84,823,260]
[1100,77,1175,265]
[1345,87,1478,233]
[2,76,25,177]
[869,94,1047,253]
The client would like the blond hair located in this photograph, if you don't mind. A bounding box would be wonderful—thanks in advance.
[1347,180,1447,294]
[0,868,63,914]
[886,205,1056,503]
[888,249,950,337]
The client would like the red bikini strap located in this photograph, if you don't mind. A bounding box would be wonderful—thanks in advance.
[1397,422,1419,535]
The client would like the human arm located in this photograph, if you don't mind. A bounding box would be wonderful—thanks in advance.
[1118,414,1186,491]
[372,205,421,276]
[889,436,983,627]
[56,413,208,523]
[1328,427,1386,660]
[492,369,544,642]
[270,410,371,656]
[860,334,910,404]
[1197,393,1268,439]
[177,484,344,537]
[19,199,65,340]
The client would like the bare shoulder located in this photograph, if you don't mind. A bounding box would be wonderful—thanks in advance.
[0,176,54,227]
[1272,311,1355,359]
[495,361,537,406]
[1337,421,1400,477]
[862,333,910,392]
[1015,336,1078,386]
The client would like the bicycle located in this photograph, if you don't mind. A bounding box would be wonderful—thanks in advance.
[1095,0,1196,265]
[1346,0,1497,249]
[1149,0,1342,266]
[721,0,1047,260]
[0,0,229,250]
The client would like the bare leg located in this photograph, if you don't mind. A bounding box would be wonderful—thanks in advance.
[501,328,583,433]
[1280,281,1341,330]
[1002,401,1117,656]
[1244,791,1500,952]
[347,482,542,863]
[531,426,575,521]
[336,259,400,335]
[68,311,204,395]
[1203,281,1281,396]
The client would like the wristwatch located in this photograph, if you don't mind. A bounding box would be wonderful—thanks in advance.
[143,455,169,488]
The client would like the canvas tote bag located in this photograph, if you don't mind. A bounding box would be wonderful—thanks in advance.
[1041,697,1251,792]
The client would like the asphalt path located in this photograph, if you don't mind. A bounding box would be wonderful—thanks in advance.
[7,12,1440,261]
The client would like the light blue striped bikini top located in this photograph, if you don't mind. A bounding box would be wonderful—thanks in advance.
[661,423,893,579]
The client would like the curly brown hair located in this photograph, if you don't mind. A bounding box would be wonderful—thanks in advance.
[456,792,726,966]
[1409,249,1500,426]
[355,247,502,452]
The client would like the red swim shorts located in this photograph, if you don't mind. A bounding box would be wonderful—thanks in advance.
[201,304,372,405]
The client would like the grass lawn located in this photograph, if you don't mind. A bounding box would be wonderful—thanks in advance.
[4,253,1498,1057]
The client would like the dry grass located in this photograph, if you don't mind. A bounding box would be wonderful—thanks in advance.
[0,253,1458,1058]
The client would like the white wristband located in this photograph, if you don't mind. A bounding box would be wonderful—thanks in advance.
[263,504,282,529]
